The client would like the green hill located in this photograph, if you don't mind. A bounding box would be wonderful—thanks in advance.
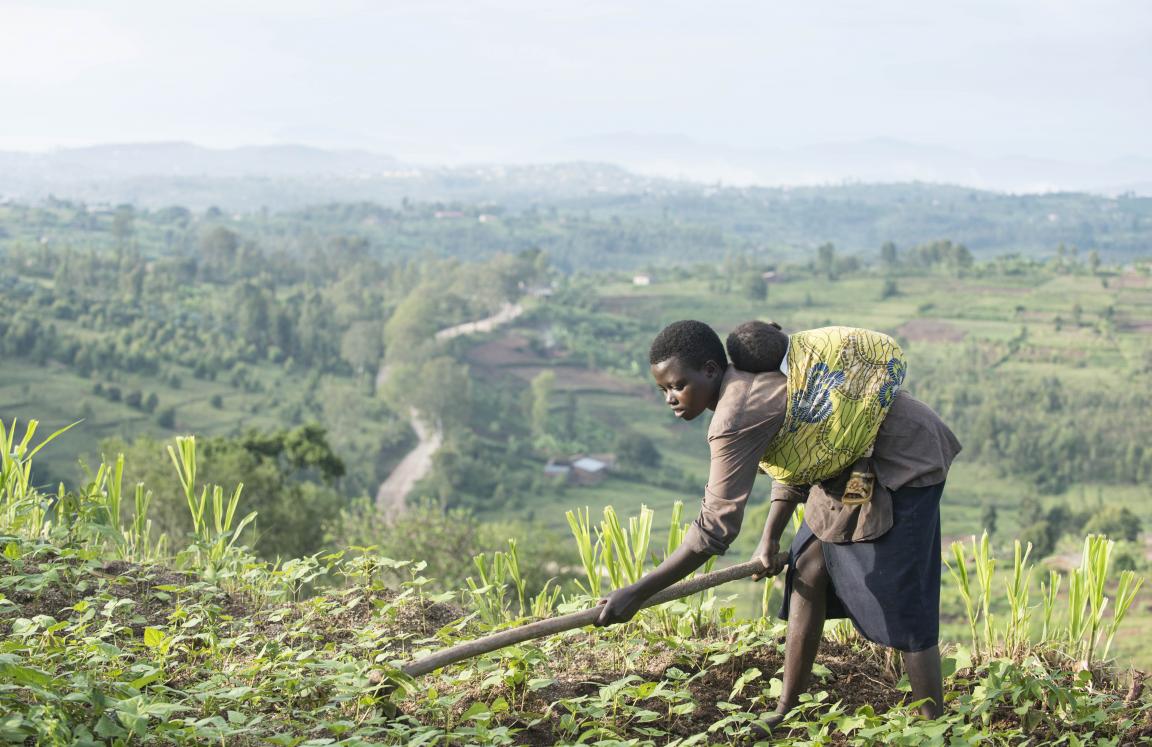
[1,427,1148,745]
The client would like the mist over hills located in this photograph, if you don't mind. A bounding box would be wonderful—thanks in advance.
[1,139,1149,213]
[539,133,1152,195]
[0,143,657,210]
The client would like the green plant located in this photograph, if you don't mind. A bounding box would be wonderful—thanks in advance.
[466,539,530,625]
[167,436,256,578]
[1002,539,1033,658]
[945,537,980,658]
[565,505,603,598]
[1066,534,1146,668]
[0,418,78,536]
[599,504,652,589]
[1039,569,1061,643]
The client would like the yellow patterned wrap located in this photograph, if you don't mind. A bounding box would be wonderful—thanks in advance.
[760,326,907,486]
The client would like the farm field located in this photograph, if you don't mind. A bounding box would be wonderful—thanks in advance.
[3,208,1151,670]
[457,266,1152,668]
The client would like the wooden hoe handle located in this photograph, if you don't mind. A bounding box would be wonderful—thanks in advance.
[399,554,789,679]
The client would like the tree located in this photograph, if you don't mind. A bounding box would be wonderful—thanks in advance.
[1084,506,1142,542]
[980,501,998,536]
[383,283,441,364]
[328,498,571,596]
[1088,249,1101,275]
[817,242,837,280]
[880,241,899,268]
[340,320,384,375]
[200,226,240,280]
[112,205,135,250]
[741,272,768,301]
[105,426,347,560]
[615,432,662,470]
[1018,520,1055,558]
[530,371,555,440]
[379,356,472,430]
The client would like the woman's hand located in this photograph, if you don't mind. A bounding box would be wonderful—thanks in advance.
[594,585,648,627]
[751,499,797,581]
[751,535,785,581]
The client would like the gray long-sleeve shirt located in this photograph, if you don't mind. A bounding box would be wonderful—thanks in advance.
[682,367,962,555]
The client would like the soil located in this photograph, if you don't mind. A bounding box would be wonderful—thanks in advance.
[1110,274,1150,289]
[465,334,643,394]
[895,319,967,343]
[3,556,463,659]
[6,555,1147,744]
[442,631,906,746]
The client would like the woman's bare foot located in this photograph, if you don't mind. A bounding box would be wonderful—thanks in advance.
[746,708,788,742]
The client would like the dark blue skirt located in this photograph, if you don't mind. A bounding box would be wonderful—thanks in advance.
[778,481,944,652]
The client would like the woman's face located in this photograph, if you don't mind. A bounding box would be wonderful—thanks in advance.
[650,356,723,421]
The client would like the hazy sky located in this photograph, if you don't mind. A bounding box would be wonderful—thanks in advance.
[2,0,1149,162]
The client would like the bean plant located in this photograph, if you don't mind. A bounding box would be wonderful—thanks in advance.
[1,424,1148,745]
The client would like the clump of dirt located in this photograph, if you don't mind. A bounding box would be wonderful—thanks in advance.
[2,557,239,637]
[441,631,906,745]
[3,555,464,660]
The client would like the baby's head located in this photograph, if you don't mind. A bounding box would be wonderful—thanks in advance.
[726,320,788,373]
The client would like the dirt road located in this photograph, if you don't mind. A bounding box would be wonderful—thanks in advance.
[374,412,443,518]
[434,302,523,341]
[374,301,524,517]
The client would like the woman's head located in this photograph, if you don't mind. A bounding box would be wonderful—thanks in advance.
[648,320,726,421]
[726,320,788,373]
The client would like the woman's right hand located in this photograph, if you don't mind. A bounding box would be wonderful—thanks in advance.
[751,535,785,581]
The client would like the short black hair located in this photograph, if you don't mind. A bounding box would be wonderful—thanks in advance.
[649,320,727,371]
[726,320,788,373]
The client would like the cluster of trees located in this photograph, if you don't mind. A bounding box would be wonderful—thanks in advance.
[3,196,1150,565]
[91,382,160,413]
[912,346,1152,492]
[108,425,347,559]
[879,239,974,273]
[1012,497,1143,561]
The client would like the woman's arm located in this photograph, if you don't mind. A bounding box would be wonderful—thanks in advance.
[594,543,710,626]
[751,482,808,579]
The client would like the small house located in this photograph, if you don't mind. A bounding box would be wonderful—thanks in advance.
[543,459,572,481]
[571,456,610,485]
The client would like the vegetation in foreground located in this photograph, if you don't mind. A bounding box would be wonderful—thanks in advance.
[2,422,1149,745]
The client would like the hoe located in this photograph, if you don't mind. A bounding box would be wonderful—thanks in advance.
[370,554,789,694]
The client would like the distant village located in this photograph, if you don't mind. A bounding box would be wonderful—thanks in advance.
[543,454,615,486]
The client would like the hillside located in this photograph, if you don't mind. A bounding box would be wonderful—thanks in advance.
[3,194,1152,669]
[1,429,1149,745]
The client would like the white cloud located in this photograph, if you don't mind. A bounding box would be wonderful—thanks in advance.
[0,5,142,85]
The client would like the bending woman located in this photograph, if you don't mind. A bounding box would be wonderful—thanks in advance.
[594,320,961,728]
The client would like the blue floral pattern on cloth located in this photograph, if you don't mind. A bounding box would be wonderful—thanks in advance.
[788,362,847,432]
[878,357,907,407]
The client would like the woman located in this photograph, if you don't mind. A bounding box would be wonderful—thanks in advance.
[594,320,961,730]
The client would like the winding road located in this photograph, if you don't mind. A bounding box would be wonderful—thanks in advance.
[374,302,524,518]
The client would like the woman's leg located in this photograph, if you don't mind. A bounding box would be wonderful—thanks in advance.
[775,538,829,716]
[901,645,943,718]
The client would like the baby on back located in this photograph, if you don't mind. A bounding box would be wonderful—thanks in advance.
[723,319,908,504]
[725,320,789,374]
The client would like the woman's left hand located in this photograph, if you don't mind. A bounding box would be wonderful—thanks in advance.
[594,585,648,627]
